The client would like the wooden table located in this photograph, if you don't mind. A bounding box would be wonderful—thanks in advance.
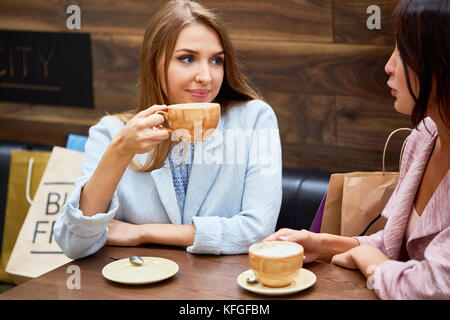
[0,245,378,300]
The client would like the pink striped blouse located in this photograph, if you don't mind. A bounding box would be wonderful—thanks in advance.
[356,117,450,300]
[405,206,420,241]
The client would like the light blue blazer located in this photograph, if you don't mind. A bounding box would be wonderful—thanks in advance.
[54,99,282,259]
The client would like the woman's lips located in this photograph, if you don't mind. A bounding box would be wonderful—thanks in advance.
[387,82,397,97]
[188,89,210,100]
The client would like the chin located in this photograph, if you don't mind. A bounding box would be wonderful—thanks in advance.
[394,102,413,115]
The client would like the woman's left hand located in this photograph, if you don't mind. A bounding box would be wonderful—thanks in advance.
[331,244,389,278]
[330,248,358,270]
[106,219,144,247]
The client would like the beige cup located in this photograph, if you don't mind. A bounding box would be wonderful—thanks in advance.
[156,103,220,143]
[248,241,304,288]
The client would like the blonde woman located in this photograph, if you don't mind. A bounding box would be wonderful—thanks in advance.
[55,0,282,259]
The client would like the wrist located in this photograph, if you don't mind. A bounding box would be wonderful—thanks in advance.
[109,135,134,162]
[137,224,151,244]
[317,233,334,262]
[318,233,359,262]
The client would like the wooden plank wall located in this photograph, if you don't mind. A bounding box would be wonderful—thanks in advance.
[0,0,411,172]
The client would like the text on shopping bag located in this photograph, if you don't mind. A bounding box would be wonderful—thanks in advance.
[32,182,75,249]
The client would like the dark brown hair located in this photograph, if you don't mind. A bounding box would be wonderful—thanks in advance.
[393,0,450,128]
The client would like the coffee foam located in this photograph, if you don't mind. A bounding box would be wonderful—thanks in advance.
[251,242,301,257]
[169,103,219,109]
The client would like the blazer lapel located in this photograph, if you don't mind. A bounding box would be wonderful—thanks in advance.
[151,157,181,225]
[182,121,224,224]
[384,138,436,259]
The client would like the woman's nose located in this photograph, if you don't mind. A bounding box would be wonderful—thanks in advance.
[385,50,396,76]
[195,63,212,83]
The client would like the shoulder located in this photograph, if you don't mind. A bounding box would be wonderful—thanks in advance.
[400,117,437,173]
[408,117,437,144]
[402,117,437,156]
[222,99,278,129]
[88,115,125,140]
[227,99,275,115]
[83,115,125,152]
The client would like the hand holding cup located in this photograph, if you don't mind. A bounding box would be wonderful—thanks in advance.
[112,104,171,157]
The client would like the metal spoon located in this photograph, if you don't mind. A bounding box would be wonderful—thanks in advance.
[129,255,144,266]
[246,272,258,284]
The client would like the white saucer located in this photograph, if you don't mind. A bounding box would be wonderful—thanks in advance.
[237,269,316,296]
[102,257,179,285]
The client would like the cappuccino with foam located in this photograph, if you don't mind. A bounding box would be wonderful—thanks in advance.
[248,241,304,287]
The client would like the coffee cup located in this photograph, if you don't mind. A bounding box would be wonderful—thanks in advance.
[248,241,304,287]
[156,103,220,143]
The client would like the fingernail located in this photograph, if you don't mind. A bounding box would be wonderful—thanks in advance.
[279,236,288,241]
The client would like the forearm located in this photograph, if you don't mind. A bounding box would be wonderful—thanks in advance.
[140,223,196,247]
[80,139,133,216]
[318,233,359,262]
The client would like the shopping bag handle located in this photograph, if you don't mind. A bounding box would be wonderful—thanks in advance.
[25,157,48,209]
[382,127,413,174]
[26,157,35,205]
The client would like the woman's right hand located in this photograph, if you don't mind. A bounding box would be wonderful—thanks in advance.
[111,105,171,156]
[263,228,322,263]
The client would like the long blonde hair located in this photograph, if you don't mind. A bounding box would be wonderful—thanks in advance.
[116,0,262,172]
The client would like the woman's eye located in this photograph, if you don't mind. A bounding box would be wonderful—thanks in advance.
[178,56,193,63]
[212,57,224,65]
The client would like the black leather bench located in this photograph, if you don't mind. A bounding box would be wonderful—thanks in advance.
[277,167,330,231]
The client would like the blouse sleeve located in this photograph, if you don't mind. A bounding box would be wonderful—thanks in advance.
[371,227,450,299]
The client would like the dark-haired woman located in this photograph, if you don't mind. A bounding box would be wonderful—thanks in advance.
[265,0,449,299]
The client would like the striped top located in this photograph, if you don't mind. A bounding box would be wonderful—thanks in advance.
[168,142,194,217]
[405,206,420,241]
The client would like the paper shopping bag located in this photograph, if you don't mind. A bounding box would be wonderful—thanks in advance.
[320,172,397,237]
[320,174,345,235]
[6,147,83,284]
[320,128,412,237]
[341,172,398,236]
[0,150,51,284]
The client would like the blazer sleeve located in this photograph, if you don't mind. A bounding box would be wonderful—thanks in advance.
[371,227,450,299]
[54,117,120,259]
[187,101,282,254]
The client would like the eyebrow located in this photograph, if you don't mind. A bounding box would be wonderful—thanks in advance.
[174,48,224,56]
